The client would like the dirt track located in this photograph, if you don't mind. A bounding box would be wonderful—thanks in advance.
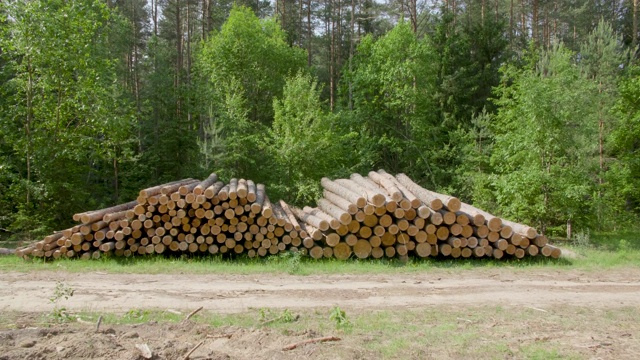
[2,268,639,313]
[2,268,640,359]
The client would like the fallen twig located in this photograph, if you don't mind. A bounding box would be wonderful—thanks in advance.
[282,336,341,351]
[181,339,205,360]
[185,306,203,321]
[525,306,548,313]
[206,334,233,339]
[261,314,299,325]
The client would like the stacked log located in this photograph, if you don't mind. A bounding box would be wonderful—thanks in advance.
[289,170,561,261]
[16,174,304,259]
[16,170,561,261]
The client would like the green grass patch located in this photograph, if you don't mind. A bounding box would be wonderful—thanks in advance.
[2,305,639,359]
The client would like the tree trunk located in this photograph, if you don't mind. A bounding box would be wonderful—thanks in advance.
[521,0,526,42]
[532,0,538,46]
[509,0,514,46]
[26,58,34,206]
[634,0,638,48]
[329,0,335,111]
[308,0,312,67]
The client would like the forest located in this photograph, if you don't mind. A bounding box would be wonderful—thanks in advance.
[1,0,639,242]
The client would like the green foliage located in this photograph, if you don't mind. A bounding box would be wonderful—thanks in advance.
[197,6,306,126]
[329,306,351,330]
[49,281,74,322]
[0,0,137,239]
[343,22,438,183]
[271,250,304,274]
[195,6,306,182]
[573,229,592,248]
[490,44,597,232]
[258,308,297,324]
[608,66,640,220]
[579,20,630,227]
[270,72,348,204]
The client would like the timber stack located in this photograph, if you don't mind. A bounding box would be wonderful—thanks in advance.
[15,174,303,260]
[293,170,561,260]
[15,170,561,261]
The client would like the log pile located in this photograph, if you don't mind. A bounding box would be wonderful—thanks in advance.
[290,170,561,260]
[15,171,561,261]
[15,174,304,260]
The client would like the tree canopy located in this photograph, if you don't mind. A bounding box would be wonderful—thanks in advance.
[1,1,640,241]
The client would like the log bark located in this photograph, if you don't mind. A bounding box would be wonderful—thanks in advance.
[204,181,225,199]
[246,180,258,202]
[304,206,340,230]
[501,218,537,239]
[321,177,366,208]
[458,202,502,232]
[279,200,302,231]
[252,184,267,214]
[236,179,248,199]
[378,170,421,208]
[74,201,137,225]
[395,174,442,210]
[164,179,200,195]
[261,195,274,218]
[336,178,385,207]
[367,171,403,202]
[228,178,238,199]
[179,181,200,196]
[395,174,460,211]
[102,210,130,223]
[138,179,195,199]
[323,190,358,215]
[317,199,352,225]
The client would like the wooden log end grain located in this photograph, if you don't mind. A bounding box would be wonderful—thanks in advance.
[333,243,352,260]
[415,242,431,258]
[353,239,372,259]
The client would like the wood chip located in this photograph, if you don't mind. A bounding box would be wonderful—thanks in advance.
[135,343,153,359]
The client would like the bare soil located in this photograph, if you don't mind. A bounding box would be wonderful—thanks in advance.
[1,268,639,359]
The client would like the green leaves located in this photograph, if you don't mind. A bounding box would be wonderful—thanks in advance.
[270,72,340,204]
[344,22,438,182]
[0,0,137,237]
[490,44,597,232]
[196,6,306,183]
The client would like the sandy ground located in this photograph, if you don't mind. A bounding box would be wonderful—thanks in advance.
[1,268,640,313]
[1,268,640,359]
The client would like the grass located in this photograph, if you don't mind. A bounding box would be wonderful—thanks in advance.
[1,232,639,274]
[3,304,638,359]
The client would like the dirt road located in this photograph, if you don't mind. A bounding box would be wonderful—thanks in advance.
[2,268,640,359]
[2,268,639,313]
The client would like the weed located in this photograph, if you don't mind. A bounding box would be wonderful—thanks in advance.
[572,229,591,248]
[329,306,351,330]
[618,239,631,252]
[280,309,296,322]
[123,309,148,321]
[258,308,298,325]
[271,251,303,274]
[48,281,74,322]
